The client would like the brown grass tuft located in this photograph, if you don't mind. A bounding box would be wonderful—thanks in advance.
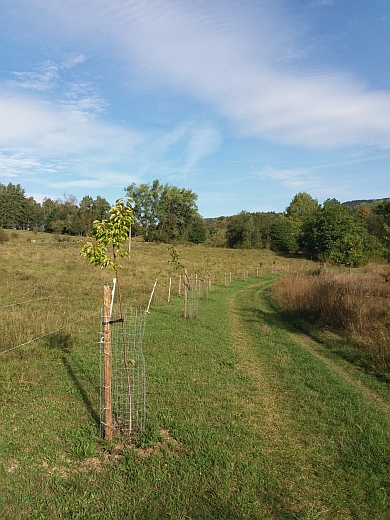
[270,269,390,374]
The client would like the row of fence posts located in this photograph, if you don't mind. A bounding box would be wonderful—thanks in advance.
[100,261,315,440]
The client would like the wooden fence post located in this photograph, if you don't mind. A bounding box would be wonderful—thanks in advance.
[103,284,113,441]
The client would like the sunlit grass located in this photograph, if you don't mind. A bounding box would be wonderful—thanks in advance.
[1,231,389,518]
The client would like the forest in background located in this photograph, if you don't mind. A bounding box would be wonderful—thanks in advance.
[1,180,389,266]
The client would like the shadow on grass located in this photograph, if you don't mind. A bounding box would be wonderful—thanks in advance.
[45,332,100,428]
[239,292,390,384]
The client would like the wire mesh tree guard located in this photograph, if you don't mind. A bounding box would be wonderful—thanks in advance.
[101,286,146,440]
[183,271,199,319]
[197,274,210,301]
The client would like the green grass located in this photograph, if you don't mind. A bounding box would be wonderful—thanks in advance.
[232,282,390,518]
[1,233,390,518]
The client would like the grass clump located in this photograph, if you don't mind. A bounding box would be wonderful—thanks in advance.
[270,268,390,380]
[0,227,9,243]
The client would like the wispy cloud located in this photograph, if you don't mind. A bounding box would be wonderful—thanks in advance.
[0,92,141,153]
[310,0,335,6]
[7,55,86,92]
[10,62,59,92]
[61,53,86,68]
[183,127,221,174]
[0,153,43,177]
[60,0,390,150]
[8,1,390,150]
[47,172,140,190]
[257,166,350,198]
[6,55,107,119]
[0,87,143,195]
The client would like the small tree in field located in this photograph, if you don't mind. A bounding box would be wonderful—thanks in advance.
[80,199,135,434]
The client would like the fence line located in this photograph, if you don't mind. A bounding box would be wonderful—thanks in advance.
[0,284,103,309]
[0,310,100,356]
[1,263,316,355]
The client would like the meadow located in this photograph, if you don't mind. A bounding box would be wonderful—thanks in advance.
[1,230,390,519]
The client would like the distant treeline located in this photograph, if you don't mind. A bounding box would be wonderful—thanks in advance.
[0,180,206,244]
[206,193,390,266]
[1,182,389,265]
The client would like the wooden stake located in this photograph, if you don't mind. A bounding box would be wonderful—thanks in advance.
[168,277,172,303]
[103,284,113,441]
[183,269,188,319]
[147,278,158,314]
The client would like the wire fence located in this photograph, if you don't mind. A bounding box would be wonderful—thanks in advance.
[0,262,318,356]
[0,284,103,355]
[1,262,320,443]
[0,310,100,355]
[101,304,147,438]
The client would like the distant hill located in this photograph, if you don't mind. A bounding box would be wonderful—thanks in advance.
[342,198,389,209]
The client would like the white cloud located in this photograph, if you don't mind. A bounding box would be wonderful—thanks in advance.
[47,172,139,190]
[0,93,141,154]
[257,166,350,198]
[149,125,188,157]
[258,167,314,190]
[0,91,143,193]
[0,153,43,177]
[58,0,390,150]
[61,53,86,68]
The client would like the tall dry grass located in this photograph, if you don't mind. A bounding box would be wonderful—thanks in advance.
[0,230,312,354]
[270,269,390,376]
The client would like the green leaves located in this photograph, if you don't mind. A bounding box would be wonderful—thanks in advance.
[124,179,199,241]
[80,198,134,271]
[304,198,369,266]
[168,246,184,271]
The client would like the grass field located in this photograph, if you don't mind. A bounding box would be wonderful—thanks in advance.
[1,231,390,519]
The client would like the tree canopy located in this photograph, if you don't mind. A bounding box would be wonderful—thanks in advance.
[304,198,369,266]
[124,180,200,241]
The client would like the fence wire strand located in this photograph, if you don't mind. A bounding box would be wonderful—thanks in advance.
[0,310,101,355]
[0,284,103,309]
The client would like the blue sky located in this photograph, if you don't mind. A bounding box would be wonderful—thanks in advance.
[1,0,390,217]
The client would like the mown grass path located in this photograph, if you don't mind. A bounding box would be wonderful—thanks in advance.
[230,278,390,519]
[1,276,389,519]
